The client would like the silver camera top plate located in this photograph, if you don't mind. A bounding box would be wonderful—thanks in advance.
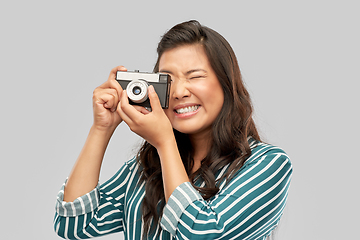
[116,71,163,83]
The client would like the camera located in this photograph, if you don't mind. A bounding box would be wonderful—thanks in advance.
[116,70,171,109]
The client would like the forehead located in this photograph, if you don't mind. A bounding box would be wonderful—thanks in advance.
[158,44,210,71]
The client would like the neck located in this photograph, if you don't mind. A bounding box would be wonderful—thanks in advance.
[189,131,212,173]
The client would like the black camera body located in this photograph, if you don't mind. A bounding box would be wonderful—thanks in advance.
[116,71,171,109]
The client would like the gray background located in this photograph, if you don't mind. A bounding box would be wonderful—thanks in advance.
[1,0,359,239]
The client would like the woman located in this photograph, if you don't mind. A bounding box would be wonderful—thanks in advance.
[54,20,292,240]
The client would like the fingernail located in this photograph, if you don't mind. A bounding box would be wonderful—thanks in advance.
[148,85,155,93]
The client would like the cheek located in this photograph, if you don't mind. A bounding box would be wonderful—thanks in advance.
[202,85,224,108]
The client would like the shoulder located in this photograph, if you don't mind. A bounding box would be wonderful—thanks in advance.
[100,156,141,191]
[110,156,140,178]
[230,138,293,183]
[217,139,292,198]
[124,156,140,170]
[246,138,291,169]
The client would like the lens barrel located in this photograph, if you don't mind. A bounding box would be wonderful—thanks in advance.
[126,80,149,103]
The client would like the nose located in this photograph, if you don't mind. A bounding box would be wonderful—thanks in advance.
[171,78,191,100]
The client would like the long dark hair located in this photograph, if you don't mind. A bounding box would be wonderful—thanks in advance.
[137,20,261,237]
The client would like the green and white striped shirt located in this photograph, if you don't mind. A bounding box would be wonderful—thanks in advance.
[54,138,292,239]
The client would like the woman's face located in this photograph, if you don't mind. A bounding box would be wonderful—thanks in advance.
[159,44,224,138]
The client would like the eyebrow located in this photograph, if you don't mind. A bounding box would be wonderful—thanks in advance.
[186,69,207,75]
[159,69,207,75]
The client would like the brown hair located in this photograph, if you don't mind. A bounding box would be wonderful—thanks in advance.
[137,20,261,237]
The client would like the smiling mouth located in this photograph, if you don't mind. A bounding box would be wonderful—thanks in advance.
[175,105,200,114]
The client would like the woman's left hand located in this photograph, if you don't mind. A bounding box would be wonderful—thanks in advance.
[117,85,174,149]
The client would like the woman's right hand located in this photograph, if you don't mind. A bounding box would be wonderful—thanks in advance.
[64,66,126,202]
[92,66,127,131]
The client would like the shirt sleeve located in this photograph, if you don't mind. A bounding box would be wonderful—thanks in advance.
[160,148,293,239]
[53,157,136,239]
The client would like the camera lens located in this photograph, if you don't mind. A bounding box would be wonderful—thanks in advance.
[132,86,141,95]
[126,80,149,103]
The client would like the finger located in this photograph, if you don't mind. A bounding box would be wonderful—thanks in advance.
[116,90,133,125]
[118,90,144,122]
[108,65,127,80]
[116,100,133,125]
[133,105,151,115]
[96,66,126,103]
[99,66,127,89]
[94,88,119,111]
[148,85,162,112]
[107,78,123,104]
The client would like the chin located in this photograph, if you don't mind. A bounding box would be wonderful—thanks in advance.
[172,124,211,137]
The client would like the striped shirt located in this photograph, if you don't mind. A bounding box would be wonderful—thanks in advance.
[54,138,292,239]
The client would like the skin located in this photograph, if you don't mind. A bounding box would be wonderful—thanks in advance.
[63,45,224,203]
[160,44,224,165]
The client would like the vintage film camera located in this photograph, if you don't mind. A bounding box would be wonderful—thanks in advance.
[116,70,171,109]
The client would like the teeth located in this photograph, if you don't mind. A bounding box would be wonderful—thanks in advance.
[176,105,199,114]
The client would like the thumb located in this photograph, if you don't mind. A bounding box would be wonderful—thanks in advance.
[148,85,162,112]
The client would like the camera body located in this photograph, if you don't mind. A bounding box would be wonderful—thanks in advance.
[116,71,171,109]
